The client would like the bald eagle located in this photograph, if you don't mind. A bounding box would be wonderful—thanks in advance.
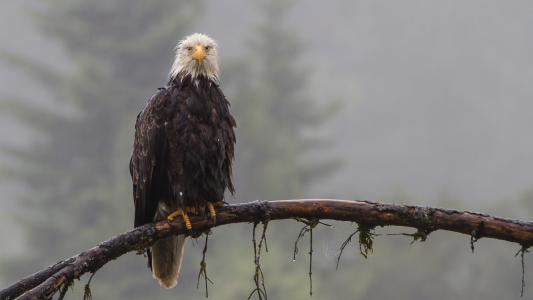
[130,33,236,288]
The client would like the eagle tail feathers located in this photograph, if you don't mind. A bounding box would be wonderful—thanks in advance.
[151,234,186,289]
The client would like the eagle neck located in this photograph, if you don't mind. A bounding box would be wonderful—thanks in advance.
[168,73,218,91]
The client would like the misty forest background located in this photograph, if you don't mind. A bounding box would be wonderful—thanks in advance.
[1,1,533,299]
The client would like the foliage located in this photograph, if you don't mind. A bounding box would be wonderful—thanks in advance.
[224,0,339,202]
[0,0,338,299]
[0,0,207,298]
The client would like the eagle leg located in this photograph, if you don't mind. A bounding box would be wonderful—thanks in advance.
[167,208,192,230]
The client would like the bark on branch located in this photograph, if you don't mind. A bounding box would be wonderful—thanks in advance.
[2,199,533,300]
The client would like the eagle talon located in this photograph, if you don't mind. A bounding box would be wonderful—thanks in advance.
[206,202,218,225]
[167,208,192,230]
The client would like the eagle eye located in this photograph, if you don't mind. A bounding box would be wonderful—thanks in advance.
[205,46,210,51]
[186,47,192,52]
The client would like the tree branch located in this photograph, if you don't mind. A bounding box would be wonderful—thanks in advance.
[2,199,533,300]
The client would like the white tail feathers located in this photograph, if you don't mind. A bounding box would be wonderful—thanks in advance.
[151,234,186,288]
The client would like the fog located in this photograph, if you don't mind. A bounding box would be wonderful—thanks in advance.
[200,1,533,204]
[1,1,533,299]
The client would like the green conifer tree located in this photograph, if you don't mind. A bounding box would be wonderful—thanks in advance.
[191,1,340,299]
[1,0,338,298]
[225,0,339,203]
[0,1,206,298]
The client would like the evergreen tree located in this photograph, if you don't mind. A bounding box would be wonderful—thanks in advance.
[191,1,341,299]
[1,0,339,298]
[225,0,339,202]
[0,1,206,298]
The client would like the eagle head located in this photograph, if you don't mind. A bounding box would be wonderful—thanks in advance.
[169,33,219,84]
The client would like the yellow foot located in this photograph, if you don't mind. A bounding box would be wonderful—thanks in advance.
[167,208,192,230]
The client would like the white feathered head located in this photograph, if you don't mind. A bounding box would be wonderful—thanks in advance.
[169,33,219,84]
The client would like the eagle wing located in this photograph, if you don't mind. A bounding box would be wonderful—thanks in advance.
[130,88,172,228]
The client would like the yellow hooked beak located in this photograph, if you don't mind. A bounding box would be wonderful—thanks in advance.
[190,45,206,65]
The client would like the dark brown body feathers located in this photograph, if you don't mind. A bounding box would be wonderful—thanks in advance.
[130,73,236,229]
